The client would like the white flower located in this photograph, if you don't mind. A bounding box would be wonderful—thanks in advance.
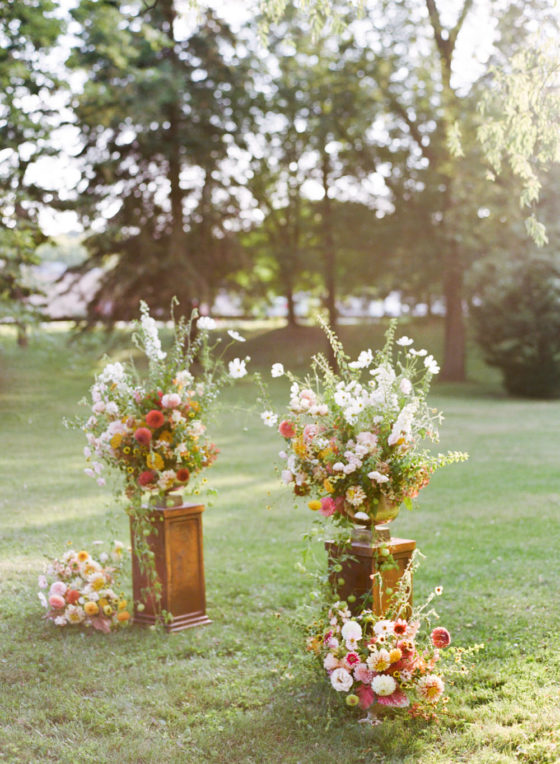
[341,620,362,642]
[38,575,47,589]
[197,316,216,330]
[84,468,95,478]
[65,605,85,624]
[99,552,109,564]
[324,653,340,672]
[281,469,293,484]
[227,329,245,342]
[396,336,414,346]
[399,378,413,395]
[271,362,284,377]
[228,358,248,379]
[330,667,353,693]
[38,592,47,608]
[83,446,91,459]
[98,362,126,385]
[349,349,374,369]
[333,462,345,472]
[175,369,193,386]
[96,477,106,487]
[54,616,67,626]
[105,401,119,416]
[371,674,397,697]
[140,305,166,362]
[368,470,389,483]
[345,485,367,506]
[92,401,106,415]
[424,354,440,374]
[374,619,394,636]
[161,393,181,409]
[158,470,177,491]
[417,674,445,703]
[260,410,278,427]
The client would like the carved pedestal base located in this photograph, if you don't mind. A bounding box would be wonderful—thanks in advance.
[130,502,212,632]
[325,536,416,616]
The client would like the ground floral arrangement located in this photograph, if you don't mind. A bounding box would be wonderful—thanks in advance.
[38,542,129,633]
[307,556,482,724]
[261,320,467,528]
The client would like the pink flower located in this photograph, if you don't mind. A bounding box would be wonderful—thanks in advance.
[393,619,408,636]
[319,496,336,517]
[138,470,157,486]
[161,393,181,409]
[134,427,152,446]
[345,652,360,667]
[48,594,66,609]
[357,684,375,710]
[354,663,374,685]
[278,420,296,439]
[431,627,451,648]
[49,581,67,597]
[303,423,318,442]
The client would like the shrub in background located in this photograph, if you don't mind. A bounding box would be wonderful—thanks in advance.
[471,255,560,398]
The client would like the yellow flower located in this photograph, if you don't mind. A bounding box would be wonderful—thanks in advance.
[118,600,127,610]
[323,479,334,493]
[158,430,172,443]
[98,598,108,609]
[147,453,164,470]
[190,401,200,412]
[77,550,89,562]
[123,446,131,454]
[127,466,134,473]
[319,448,332,460]
[103,604,113,616]
[110,433,123,449]
[306,636,322,654]
[389,648,403,663]
[293,438,307,458]
[308,500,322,511]
[84,601,99,616]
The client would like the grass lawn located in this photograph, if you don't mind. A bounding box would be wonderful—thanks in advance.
[1,319,559,763]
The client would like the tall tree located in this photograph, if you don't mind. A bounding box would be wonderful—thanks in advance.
[67,1,254,321]
[0,0,62,344]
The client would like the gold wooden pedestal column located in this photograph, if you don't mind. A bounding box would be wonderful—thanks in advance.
[325,536,416,616]
[130,501,212,632]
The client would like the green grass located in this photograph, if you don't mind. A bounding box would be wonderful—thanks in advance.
[1,320,559,763]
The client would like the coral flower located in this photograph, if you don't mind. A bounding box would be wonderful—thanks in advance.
[278,420,296,438]
[319,496,336,517]
[146,409,165,428]
[117,611,130,622]
[431,627,451,648]
[134,427,152,445]
[176,468,190,482]
[138,470,157,486]
[48,594,66,609]
[66,589,81,605]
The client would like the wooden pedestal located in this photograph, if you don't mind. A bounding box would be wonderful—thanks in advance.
[130,501,212,632]
[325,536,416,616]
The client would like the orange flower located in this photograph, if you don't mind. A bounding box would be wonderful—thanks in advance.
[84,601,99,616]
[77,551,89,562]
[117,611,130,622]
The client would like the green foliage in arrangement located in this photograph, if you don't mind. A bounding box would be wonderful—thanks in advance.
[471,255,560,399]
[1,321,560,762]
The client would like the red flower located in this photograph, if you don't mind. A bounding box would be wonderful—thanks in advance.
[66,589,81,605]
[393,619,408,636]
[431,627,451,648]
[138,470,157,486]
[146,410,165,429]
[377,689,410,708]
[134,427,152,446]
[278,420,296,438]
[176,468,190,482]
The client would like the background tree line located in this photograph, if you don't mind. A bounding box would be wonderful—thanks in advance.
[1,0,559,389]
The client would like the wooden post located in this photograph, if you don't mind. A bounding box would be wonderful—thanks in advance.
[130,501,212,632]
[325,537,416,617]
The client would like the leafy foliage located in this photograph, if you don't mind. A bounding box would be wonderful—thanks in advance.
[471,255,560,398]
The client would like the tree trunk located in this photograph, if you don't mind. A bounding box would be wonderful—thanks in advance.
[440,243,465,380]
[286,285,297,327]
[320,150,337,332]
[16,322,28,348]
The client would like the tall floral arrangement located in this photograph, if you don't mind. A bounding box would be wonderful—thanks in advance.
[262,320,467,527]
[81,302,247,506]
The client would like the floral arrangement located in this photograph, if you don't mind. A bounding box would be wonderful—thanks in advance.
[38,542,129,633]
[307,565,481,724]
[80,302,248,506]
[262,320,467,527]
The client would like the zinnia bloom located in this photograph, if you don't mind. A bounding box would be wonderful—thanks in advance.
[431,627,451,648]
[84,601,99,616]
[371,674,397,697]
[319,496,336,517]
[66,589,81,605]
[341,620,362,642]
[138,470,157,486]
[161,393,181,409]
[176,468,190,482]
[48,594,66,609]
[278,420,296,439]
[146,410,165,429]
[134,427,152,445]
[417,674,445,703]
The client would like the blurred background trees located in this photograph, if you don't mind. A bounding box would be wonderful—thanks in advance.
[1,0,560,395]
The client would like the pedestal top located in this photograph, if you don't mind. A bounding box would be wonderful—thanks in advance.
[325,537,416,558]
